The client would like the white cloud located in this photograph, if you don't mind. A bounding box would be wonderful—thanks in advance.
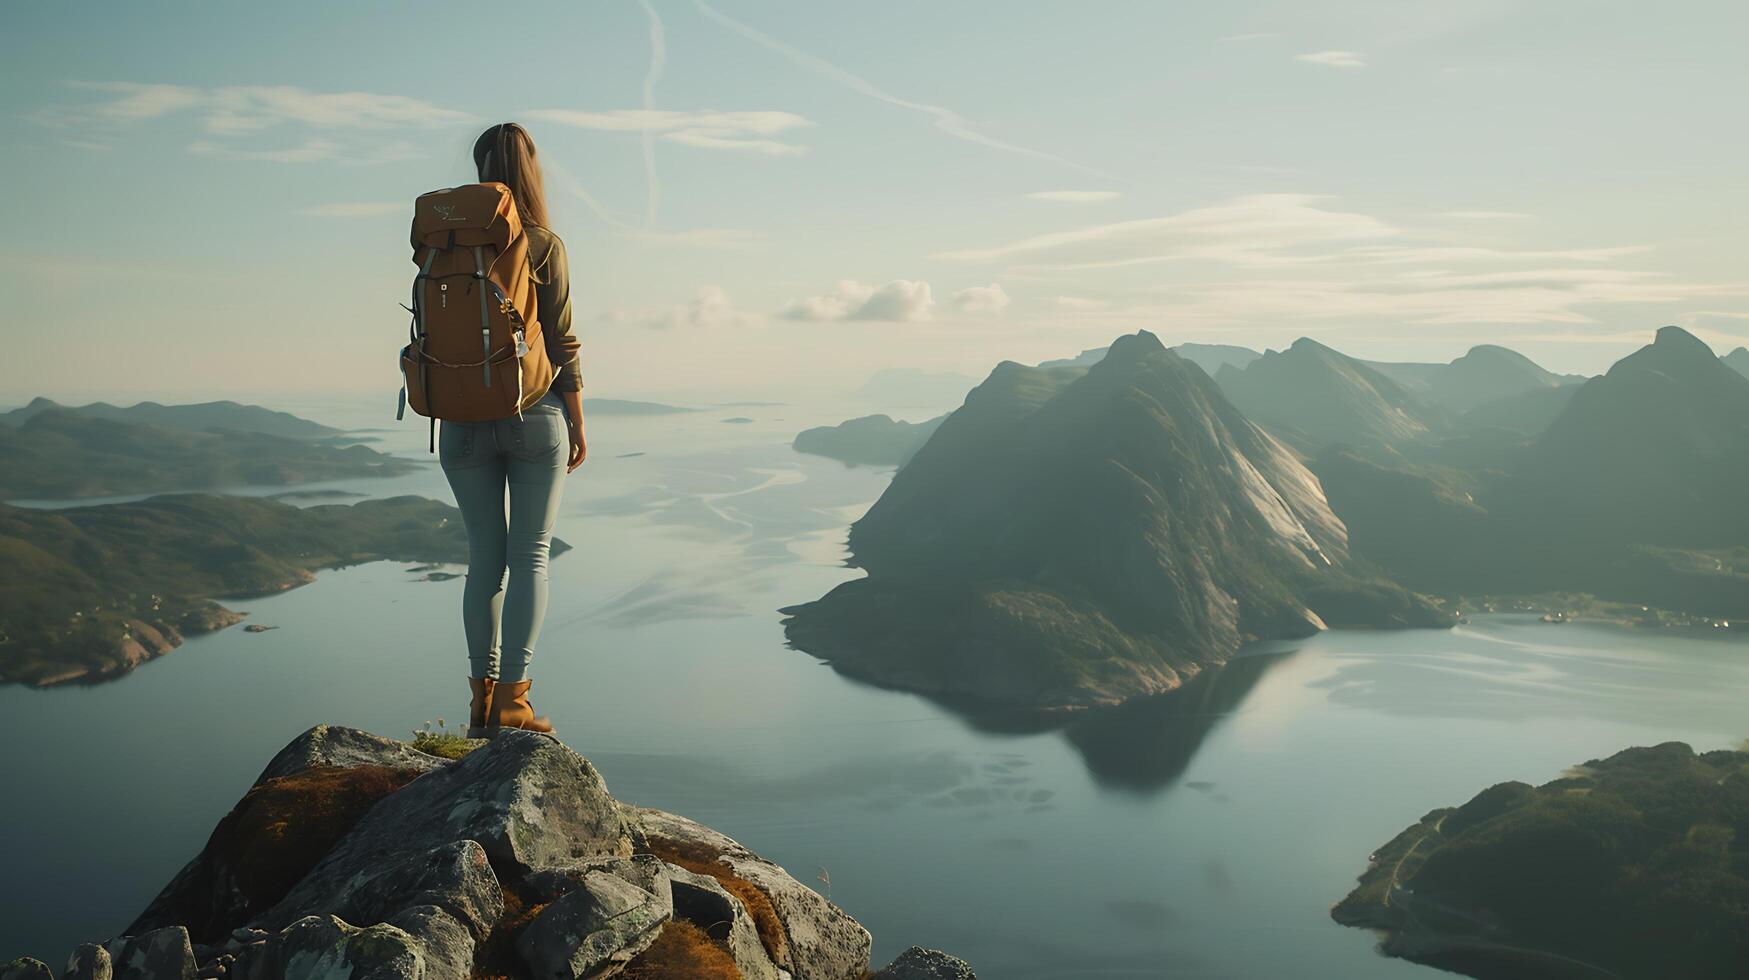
[65,81,202,121]
[605,286,757,330]
[952,283,1010,314]
[525,108,813,156]
[1026,190,1122,203]
[1295,50,1366,69]
[780,280,934,322]
[300,202,404,218]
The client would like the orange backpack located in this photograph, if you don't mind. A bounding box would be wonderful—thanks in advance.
[397,182,555,449]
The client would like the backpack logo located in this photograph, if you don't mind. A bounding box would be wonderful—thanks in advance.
[433,204,466,222]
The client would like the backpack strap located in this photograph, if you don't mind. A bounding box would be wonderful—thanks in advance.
[473,246,492,389]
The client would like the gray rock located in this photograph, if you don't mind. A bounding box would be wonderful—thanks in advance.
[255,724,446,783]
[524,853,672,918]
[63,945,111,980]
[254,732,626,943]
[229,916,423,980]
[872,946,977,980]
[632,806,872,980]
[383,907,474,980]
[665,863,782,980]
[255,839,503,941]
[516,871,668,979]
[102,927,196,980]
[0,959,54,980]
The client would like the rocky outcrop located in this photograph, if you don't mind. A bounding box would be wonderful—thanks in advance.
[870,947,978,980]
[31,725,970,980]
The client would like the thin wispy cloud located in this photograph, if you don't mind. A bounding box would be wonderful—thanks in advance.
[1295,50,1367,69]
[41,81,473,163]
[692,0,1119,181]
[1027,191,1121,203]
[935,194,1398,267]
[780,280,935,322]
[525,109,813,156]
[299,202,403,218]
[1434,210,1531,220]
[189,138,342,164]
[637,0,667,226]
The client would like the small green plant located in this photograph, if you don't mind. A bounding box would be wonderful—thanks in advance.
[409,718,480,760]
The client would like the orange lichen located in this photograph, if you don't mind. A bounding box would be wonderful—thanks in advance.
[644,835,788,969]
[163,764,423,943]
[620,920,742,980]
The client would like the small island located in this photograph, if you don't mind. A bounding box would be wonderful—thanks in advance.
[791,413,944,467]
[1333,741,1749,980]
[0,494,568,687]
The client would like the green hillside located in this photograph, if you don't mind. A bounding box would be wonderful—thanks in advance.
[1334,741,1749,980]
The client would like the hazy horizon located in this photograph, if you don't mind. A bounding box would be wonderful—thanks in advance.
[5,0,1748,403]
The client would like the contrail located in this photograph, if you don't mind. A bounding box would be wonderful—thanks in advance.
[692,0,1121,182]
[542,155,645,235]
[637,0,666,226]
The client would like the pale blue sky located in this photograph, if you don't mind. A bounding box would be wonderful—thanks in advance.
[4,0,1746,401]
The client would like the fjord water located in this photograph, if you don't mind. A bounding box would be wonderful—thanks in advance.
[4,401,1746,979]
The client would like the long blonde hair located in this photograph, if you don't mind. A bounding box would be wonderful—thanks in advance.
[472,123,550,228]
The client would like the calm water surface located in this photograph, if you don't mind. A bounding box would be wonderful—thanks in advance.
[4,399,1746,979]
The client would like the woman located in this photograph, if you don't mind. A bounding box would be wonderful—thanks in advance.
[444,122,586,738]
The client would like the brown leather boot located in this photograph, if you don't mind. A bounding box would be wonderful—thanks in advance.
[467,677,495,738]
[485,679,553,735]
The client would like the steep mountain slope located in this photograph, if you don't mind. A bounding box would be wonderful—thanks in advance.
[1367,345,1581,415]
[1214,338,1445,453]
[1041,342,1260,376]
[1492,326,1749,547]
[783,331,1442,708]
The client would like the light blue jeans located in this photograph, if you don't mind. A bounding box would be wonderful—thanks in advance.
[438,389,569,683]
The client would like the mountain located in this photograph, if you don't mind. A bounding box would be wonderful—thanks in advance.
[1174,342,1263,376]
[0,397,338,439]
[0,410,415,500]
[1041,342,1261,376]
[1214,338,1445,453]
[8,724,954,980]
[1334,741,1749,980]
[0,494,544,687]
[853,368,980,411]
[792,413,945,467]
[1724,346,1749,379]
[782,331,1444,709]
[1493,325,1749,547]
[1317,327,1749,616]
[1365,345,1583,415]
[1452,384,1579,436]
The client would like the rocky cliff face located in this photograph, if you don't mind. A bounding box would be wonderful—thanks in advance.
[1,726,972,980]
